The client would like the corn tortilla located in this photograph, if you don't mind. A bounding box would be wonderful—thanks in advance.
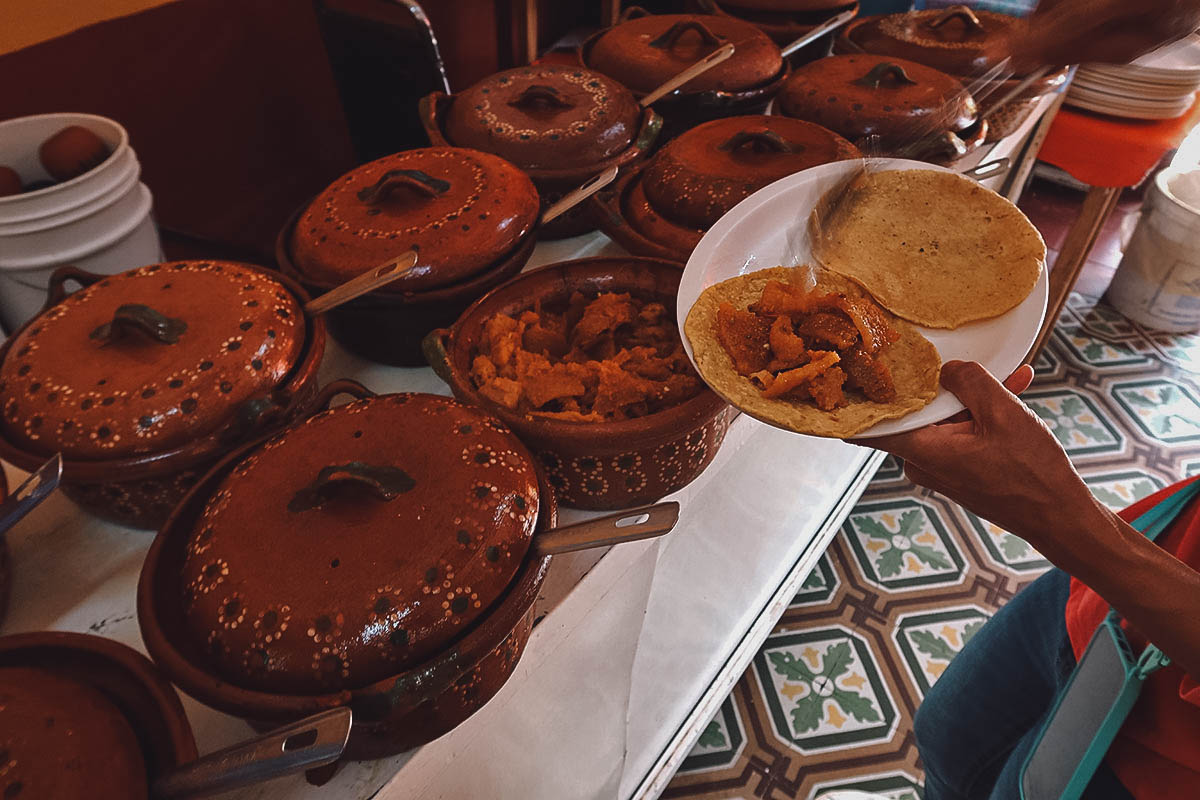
[811,169,1045,329]
[685,267,941,438]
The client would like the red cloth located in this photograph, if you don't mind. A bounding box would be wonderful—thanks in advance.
[1039,97,1200,188]
[1065,476,1200,799]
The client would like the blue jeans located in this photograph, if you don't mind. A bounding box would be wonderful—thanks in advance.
[914,569,1134,799]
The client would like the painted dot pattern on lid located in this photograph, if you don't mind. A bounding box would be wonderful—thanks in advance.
[179,393,540,694]
[0,262,305,461]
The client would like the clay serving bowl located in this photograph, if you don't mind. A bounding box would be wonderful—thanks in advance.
[0,264,326,529]
[425,256,734,510]
[579,10,791,139]
[276,147,541,366]
[420,66,664,239]
[0,631,198,796]
[276,206,534,367]
[699,0,860,62]
[139,381,558,760]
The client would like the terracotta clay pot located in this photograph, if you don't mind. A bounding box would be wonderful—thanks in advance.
[591,115,860,262]
[835,7,1069,140]
[420,65,664,239]
[775,53,986,164]
[139,381,558,759]
[698,0,859,60]
[425,257,735,510]
[0,263,326,528]
[580,10,790,138]
[0,632,198,797]
[278,147,540,366]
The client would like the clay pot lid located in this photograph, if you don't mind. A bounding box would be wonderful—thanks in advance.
[843,6,1019,78]
[639,115,861,229]
[586,13,782,95]
[777,55,976,150]
[444,65,642,171]
[290,147,540,293]
[0,262,307,461]
[178,393,541,694]
[0,666,149,799]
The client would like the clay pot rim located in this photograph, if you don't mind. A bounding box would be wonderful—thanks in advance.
[707,0,861,36]
[0,630,199,777]
[588,165,697,263]
[419,90,665,184]
[137,385,557,723]
[429,256,729,449]
[275,202,539,305]
[0,263,327,483]
[578,26,792,105]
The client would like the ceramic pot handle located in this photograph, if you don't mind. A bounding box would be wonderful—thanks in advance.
[925,129,970,161]
[927,5,985,34]
[43,265,106,310]
[418,92,451,146]
[718,130,796,154]
[508,84,574,110]
[220,390,292,445]
[90,304,187,345]
[422,329,454,385]
[309,380,377,414]
[852,62,918,89]
[288,462,416,512]
[356,169,449,205]
[619,5,651,22]
[649,20,724,51]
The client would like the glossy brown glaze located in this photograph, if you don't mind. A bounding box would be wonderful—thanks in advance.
[586,14,783,96]
[421,80,663,240]
[0,265,327,529]
[0,667,148,799]
[0,632,198,793]
[291,147,539,293]
[443,65,642,172]
[180,393,539,694]
[427,257,734,510]
[777,54,976,153]
[643,116,861,229]
[705,0,859,53]
[139,381,557,759]
[839,6,1018,77]
[0,262,305,460]
[592,116,858,262]
[277,206,535,366]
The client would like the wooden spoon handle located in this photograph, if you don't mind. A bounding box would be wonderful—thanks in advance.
[303,250,419,315]
[532,501,680,556]
[640,42,736,107]
[540,165,619,224]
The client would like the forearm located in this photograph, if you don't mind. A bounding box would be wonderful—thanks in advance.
[1041,500,1200,680]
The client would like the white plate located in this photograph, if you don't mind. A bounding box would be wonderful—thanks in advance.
[1065,92,1195,120]
[677,158,1049,438]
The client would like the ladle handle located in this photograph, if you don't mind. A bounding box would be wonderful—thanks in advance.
[780,7,857,58]
[540,165,619,224]
[533,501,680,555]
[304,250,419,315]
[151,708,352,799]
[640,42,736,107]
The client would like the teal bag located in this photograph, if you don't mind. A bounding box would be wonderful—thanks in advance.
[1020,479,1200,800]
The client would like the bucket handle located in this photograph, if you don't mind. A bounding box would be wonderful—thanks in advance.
[42,265,107,311]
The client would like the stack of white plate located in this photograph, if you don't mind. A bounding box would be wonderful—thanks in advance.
[1067,35,1200,120]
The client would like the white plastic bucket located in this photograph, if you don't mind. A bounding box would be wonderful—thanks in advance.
[0,113,163,331]
[1107,168,1200,332]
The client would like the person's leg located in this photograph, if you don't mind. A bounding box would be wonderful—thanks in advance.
[915,569,1074,800]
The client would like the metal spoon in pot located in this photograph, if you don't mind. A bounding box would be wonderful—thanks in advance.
[533,501,680,555]
[152,707,352,799]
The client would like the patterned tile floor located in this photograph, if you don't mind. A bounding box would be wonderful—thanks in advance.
[663,292,1200,800]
